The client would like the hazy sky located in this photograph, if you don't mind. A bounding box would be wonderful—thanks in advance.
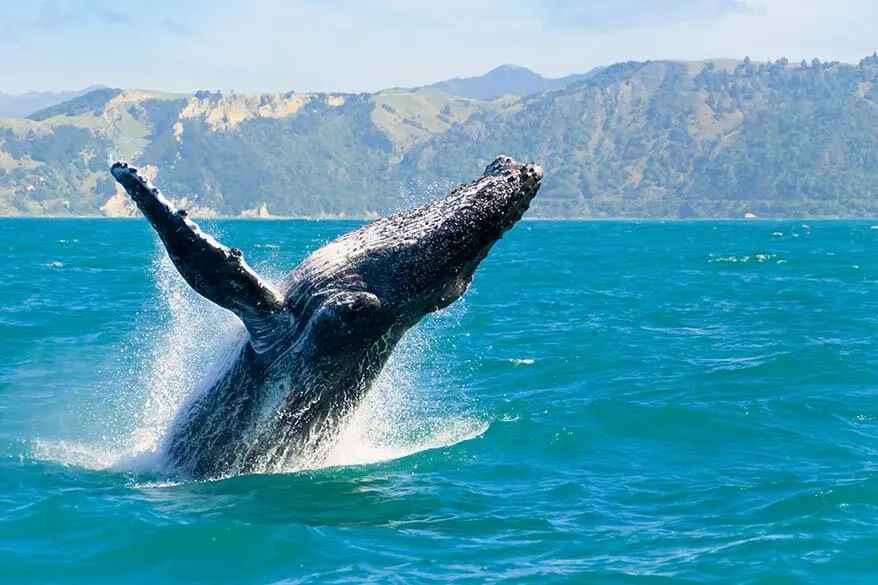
[1,0,875,94]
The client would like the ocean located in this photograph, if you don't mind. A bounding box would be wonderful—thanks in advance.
[1,218,877,583]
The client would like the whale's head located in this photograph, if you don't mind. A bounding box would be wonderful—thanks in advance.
[373,155,543,316]
[284,155,542,350]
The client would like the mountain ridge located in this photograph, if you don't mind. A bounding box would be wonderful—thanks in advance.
[0,86,108,119]
[3,55,878,219]
[421,64,600,99]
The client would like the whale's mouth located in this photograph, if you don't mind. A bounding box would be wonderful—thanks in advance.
[452,160,543,290]
[477,157,543,235]
[501,163,542,228]
[396,157,544,313]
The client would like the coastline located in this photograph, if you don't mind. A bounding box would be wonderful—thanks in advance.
[2,215,878,222]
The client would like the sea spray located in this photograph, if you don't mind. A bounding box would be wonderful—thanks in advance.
[129,251,242,459]
[32,237,486,478]
[302,302,487,472]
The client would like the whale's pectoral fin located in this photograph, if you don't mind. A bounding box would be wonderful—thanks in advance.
[110,162,288,353]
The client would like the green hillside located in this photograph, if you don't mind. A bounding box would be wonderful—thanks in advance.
[3,55,878,218]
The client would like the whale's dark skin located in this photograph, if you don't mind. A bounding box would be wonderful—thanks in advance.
[110,156,542,479]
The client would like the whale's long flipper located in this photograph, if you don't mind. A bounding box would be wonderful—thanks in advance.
[110,162,288,353]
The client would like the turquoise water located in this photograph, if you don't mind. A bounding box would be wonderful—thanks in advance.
[2,218,878,583]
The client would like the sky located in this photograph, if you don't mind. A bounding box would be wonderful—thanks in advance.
[0,0,876,94]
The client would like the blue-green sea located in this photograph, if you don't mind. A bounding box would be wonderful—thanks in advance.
[2,218,878,583]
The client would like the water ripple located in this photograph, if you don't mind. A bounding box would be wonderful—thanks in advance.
[3,220,878,583]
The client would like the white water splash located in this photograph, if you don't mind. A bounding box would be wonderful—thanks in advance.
[130,252,243,457]
[31,240,485,478]
[302,316,486,472]
[31,439,122,471]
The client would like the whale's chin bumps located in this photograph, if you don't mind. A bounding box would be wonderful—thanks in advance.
[110,155,542,479]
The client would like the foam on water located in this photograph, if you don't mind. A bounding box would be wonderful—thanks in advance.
[130,252,244,457]
[708,253,784,264]
[31,242,484,478]
[304,316,487,472]
[31,439,122,471]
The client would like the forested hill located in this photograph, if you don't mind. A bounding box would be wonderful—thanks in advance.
[3,55,878,218]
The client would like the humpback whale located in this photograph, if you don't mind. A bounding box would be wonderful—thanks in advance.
[110,155,542,479]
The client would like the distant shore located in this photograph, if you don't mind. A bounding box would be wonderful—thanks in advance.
[2,215,878,222]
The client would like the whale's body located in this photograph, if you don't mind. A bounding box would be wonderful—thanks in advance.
[111,156,542,479]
